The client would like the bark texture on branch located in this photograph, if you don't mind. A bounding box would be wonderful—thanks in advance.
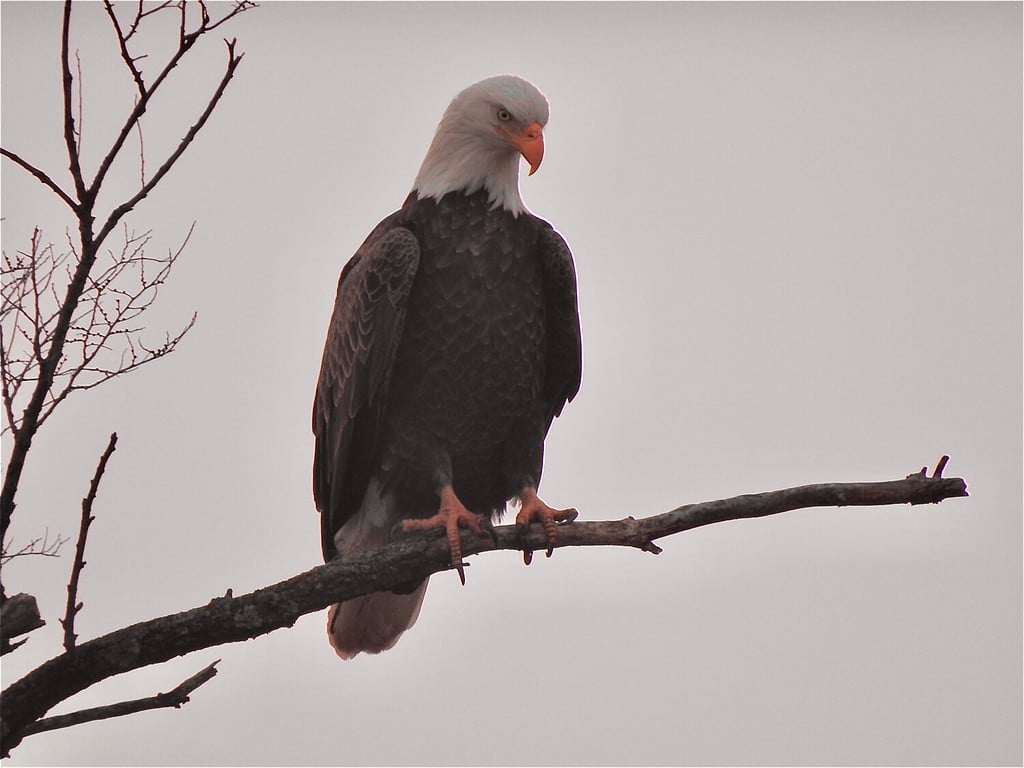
[0,466,967,755]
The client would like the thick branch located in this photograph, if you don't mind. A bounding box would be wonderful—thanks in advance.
[0,594,45,656]
[20,661,218,738]
[0,464,967,755]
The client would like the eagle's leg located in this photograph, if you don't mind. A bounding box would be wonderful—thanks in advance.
[402,485,484,585]
[515,486,579,564]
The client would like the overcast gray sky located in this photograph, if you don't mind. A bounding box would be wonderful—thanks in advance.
[2,2,1021,765]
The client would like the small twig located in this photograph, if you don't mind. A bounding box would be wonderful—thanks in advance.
[135,104,146,186]
[126,0,175,41]
[75,50,84,149]
[0,335,16,436]
[60,432,118,652]
[907,455,950,481]
[1,528,69,564]
[201,1,256,33]
[103,0,147,97]
[20,660,219,738]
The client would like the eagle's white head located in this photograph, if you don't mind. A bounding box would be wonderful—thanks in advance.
[412,75,550,217]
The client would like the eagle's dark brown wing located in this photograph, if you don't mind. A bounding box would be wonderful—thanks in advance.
[537,225,582,428]
[312,220,420,561]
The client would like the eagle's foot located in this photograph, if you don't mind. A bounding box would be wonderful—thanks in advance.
[402,486,484,585]
[515,486,578,564]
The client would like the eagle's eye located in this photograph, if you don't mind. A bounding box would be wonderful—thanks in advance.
[496,108,512,122]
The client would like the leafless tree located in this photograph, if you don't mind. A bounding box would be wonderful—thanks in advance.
[1,0,250,716]
[1,0,246,574]
[0,1,970,758]
[1,0,249,550]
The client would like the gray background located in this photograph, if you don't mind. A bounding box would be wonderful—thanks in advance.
[2,2,1021,765]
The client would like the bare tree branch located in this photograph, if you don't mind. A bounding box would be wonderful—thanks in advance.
[0,0,251,743]
[0,149,78,212]
[60,433,118,652]
[1,228,196,439]
[20,661,219,738]
[103,0,147,97]
[135,104,146,186]
[125,0,176,43]
[1,529,69,564]
[60,0,88,205]
[89,1,253,233]
[0,594,46,656]
[74,50,84,150]
[0,461,968,755]
[94,38,244,247]
[1,1,248,544]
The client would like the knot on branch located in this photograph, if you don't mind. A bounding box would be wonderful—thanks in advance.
[904,456,967,504]
[906,454,951,480]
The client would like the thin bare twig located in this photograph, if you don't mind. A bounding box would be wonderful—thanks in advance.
[75,50,84,149]
[103,0,147,97]
[1,528,69,564]
[1,228,195,438]
[60,432,118,652]
[0,459,968,755]
[135,103,146,186]
[126,0,176,42]
[20,661,219,737]
[60,0,87,204]
[0,336,17,435]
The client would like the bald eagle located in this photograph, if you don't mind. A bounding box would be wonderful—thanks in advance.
[313,75,582,659]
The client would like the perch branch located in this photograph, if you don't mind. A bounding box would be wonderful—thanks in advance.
[60,433,118,652]
[20,661,219,738]
[0,458,966,755]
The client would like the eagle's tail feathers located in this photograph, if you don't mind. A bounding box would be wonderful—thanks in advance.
[326,477,428,660]
[327,580,428,659]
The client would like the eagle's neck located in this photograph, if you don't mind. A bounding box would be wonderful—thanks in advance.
[412,129,527,217]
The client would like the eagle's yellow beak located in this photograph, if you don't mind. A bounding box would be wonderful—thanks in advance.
[507,121,544,176]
